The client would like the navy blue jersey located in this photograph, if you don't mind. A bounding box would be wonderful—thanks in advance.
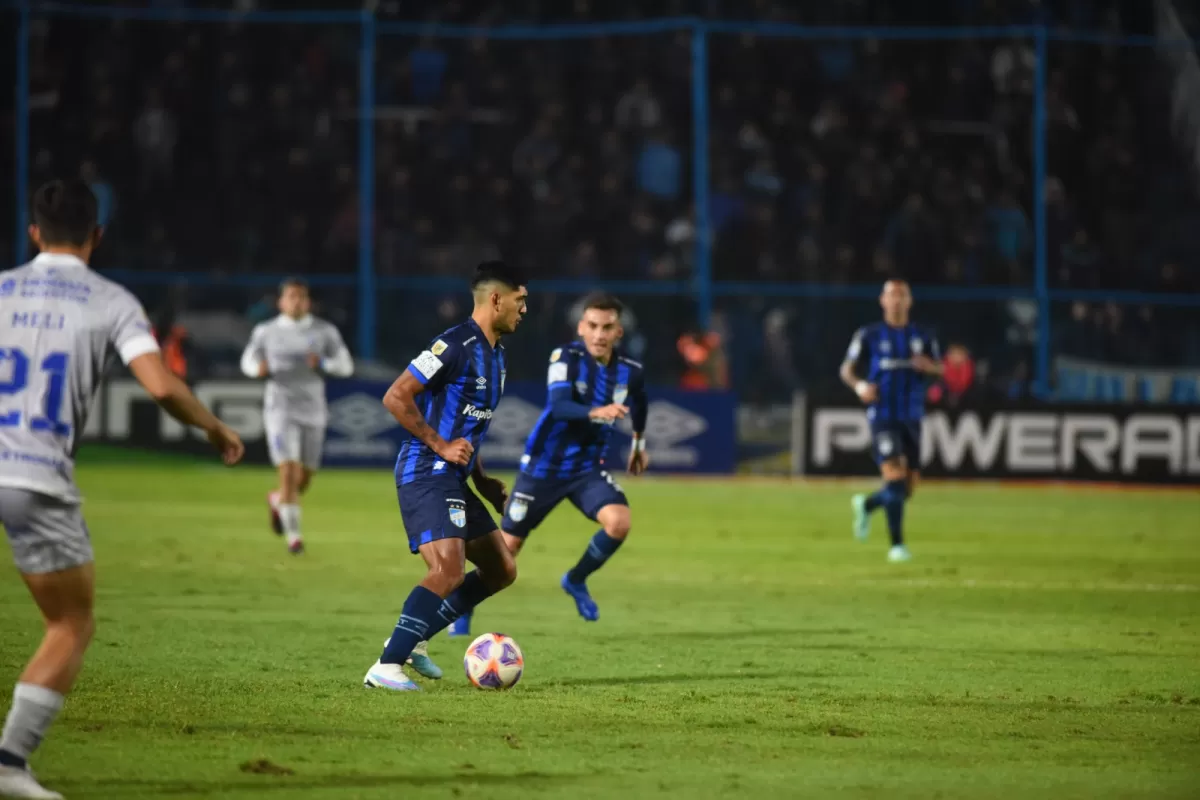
[394,319,506,486]
[521,342,648,480]
[844,322,941,423]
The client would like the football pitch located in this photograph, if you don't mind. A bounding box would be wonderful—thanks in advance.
[1,448,1198,799]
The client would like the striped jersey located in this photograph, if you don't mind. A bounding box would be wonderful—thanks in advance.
[844,322,941,423]
[394,319,506,486]
[521,342,648,480]
[0,253,161,502]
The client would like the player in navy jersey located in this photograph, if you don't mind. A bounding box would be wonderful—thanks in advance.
[362,261,527,692]
[446,293,649,638]
[840,279,943,562]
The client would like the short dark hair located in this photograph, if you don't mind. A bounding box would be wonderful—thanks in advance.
[471,260,526,291]
[32,179,98,247]
[580,292,624,315]
[279,276,309,294]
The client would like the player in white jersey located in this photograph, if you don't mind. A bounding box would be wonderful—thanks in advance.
[0,179,244,799]
[239,278,353,554]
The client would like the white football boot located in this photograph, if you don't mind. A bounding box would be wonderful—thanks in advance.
[0,765,63,799]
[362,660,420,691]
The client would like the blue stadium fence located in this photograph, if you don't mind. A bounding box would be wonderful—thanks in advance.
[10,3,1200,393]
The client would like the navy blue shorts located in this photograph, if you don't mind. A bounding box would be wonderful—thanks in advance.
[501,469,628,539]
[871,421,922,467]
[397,474,498,555]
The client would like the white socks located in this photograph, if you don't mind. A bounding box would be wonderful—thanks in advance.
[0,683,64,764]
[278,503,302,545]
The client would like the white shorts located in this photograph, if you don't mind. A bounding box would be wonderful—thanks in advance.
[0,487,93,574]
[265,417,325,470]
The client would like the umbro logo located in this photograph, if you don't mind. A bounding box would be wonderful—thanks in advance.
[476,377,488,386]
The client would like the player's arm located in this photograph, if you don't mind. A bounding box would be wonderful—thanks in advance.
[382,341,472,465]
[627,368,650,476]
[315,326,354,377]
[912,333,944,376]
[840,327,877,404]
[111,295,243,464]
[239,325,268,379]
[127,354,242,464]
[471,452,508,513]
[545,350,627,423]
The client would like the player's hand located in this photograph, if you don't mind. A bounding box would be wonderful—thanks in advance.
[474,475,509,514]
[589,403,629,424]
[627,445,650,476]
[436,437,475,466]
[855,381,878,404]
[911,354,940,374]
[206,422,245,466]
[306,353,321,371]
[256,361,269,379]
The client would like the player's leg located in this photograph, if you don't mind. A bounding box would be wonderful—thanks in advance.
[266,417,305,552]
[297,424,323,499]
[366,479,510,691]
[274,462,305,553]
[884,423,921,562]
[561,470,630,622]
[280,425,323,555]
[0,489,94,800]
[906,470,920,500]
[265,415,285,534]
[450,477,555,638]
[852,425,899,543]
[878,456,912,562]
[366,535,467,691]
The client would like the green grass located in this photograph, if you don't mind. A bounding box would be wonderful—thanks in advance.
[3,449,1200,799]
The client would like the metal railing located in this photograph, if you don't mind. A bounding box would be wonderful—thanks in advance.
[10,3,1200,390]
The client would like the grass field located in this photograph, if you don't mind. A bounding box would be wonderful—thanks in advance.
[2,448,1199,799]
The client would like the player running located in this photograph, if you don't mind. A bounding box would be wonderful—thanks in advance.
[840,279,942,563]
[363,261,527,692]
[446,292,648,639]
[0,180,244,800]
[240,278,354,555]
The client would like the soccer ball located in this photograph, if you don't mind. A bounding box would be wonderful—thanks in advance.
[463,633,524,690]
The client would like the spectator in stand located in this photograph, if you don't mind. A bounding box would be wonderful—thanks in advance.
[24,0,1199,385]
[927,343,976,407]
[677,325,729,391]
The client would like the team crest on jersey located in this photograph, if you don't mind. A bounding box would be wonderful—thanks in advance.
[575,380,589,395]
[508,498,528,522]
[431,339,449,356]
[879,339,891,354]
[613,385,628,404]
[911,338,924,354]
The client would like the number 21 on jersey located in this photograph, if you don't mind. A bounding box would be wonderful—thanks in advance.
[0,348,73,435]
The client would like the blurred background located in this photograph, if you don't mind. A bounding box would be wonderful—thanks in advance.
[6,0,1200,413]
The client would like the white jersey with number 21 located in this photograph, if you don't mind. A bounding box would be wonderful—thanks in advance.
[0,253,160,503]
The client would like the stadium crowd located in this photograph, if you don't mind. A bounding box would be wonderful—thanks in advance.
[9,0,1200,394]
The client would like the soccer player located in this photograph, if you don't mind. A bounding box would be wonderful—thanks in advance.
[240,278,354,555]
[0,180,244,799]
[446,292,648,639]
[840,279,942,563]
[362,261,527,692]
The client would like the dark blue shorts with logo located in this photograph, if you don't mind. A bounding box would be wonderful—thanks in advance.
[397,473,497,554]
[501,468,628,539]
[871,420,923,466]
